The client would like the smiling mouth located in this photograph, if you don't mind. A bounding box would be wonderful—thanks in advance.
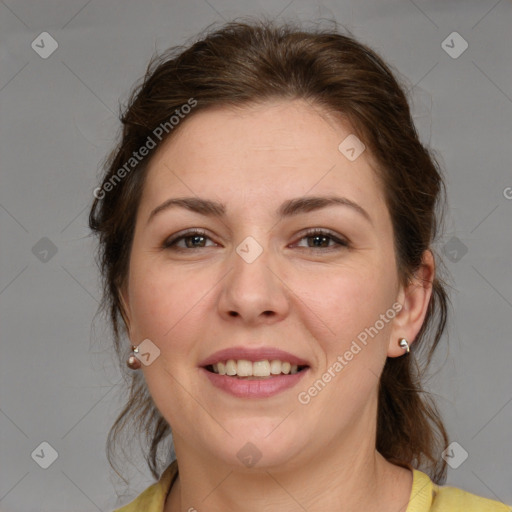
[204,360,309,379]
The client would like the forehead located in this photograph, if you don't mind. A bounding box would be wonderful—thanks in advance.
[140,100,384,217]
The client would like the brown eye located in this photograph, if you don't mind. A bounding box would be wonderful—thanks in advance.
[295,229,349,250]
[163,229,216,250]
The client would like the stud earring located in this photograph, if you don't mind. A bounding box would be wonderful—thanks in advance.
[399,338,410,354]
[127,345,141,370]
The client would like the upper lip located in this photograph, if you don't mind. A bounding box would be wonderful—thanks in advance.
[199,346,310,367]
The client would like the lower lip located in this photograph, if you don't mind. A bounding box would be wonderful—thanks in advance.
[200,367,309,398]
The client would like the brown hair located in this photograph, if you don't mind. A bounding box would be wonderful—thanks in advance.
[89,18,450,484]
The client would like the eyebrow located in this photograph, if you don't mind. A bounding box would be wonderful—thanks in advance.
[146,195,372,225]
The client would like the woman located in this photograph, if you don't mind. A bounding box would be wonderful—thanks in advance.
[89,19,510,512]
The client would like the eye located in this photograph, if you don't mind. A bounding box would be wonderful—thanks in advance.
[293,228,349,250]
[162,228,349,252]
[162,229,217,250]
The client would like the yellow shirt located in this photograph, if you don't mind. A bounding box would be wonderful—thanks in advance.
[113,460,511,512]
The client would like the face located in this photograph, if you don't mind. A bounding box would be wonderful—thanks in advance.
[121,99,411,469]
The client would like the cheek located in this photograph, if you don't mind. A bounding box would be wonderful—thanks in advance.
[126,259,203,343]
[292,265,396,416]
[286,259,397,350]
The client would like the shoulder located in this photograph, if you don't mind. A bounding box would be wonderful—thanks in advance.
[409,468,511,512]
[112,460,178,512]
[432,484,511,512]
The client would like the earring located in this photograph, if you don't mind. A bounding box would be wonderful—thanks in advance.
[399,338,410,354]
[127,345,141,370]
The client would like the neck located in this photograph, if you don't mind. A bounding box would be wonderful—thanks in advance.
[164,428,413,512]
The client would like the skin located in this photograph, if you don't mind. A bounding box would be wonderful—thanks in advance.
[120,99,434,512]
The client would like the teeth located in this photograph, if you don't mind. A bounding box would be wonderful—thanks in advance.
[237,360,252,377]
[225,360,237,376]
[210,359,303,377]
[217,361,226,375]
[253,360,270,377]
[270,360,281,375]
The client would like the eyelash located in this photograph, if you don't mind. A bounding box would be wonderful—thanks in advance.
[162,228,349,251]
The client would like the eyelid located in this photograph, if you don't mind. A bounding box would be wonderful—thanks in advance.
[162,228,213,248]
[162,227,349,251]
[292,228,349,248]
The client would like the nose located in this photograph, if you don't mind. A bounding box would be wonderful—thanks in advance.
[217,240,290,325]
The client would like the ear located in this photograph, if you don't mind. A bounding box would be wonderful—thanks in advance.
[387,249,435,357]
[118,282,132,336]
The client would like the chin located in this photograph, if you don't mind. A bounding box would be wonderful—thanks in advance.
[212,426,307,470]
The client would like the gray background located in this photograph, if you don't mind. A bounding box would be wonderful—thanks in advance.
[1,0,511,510]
